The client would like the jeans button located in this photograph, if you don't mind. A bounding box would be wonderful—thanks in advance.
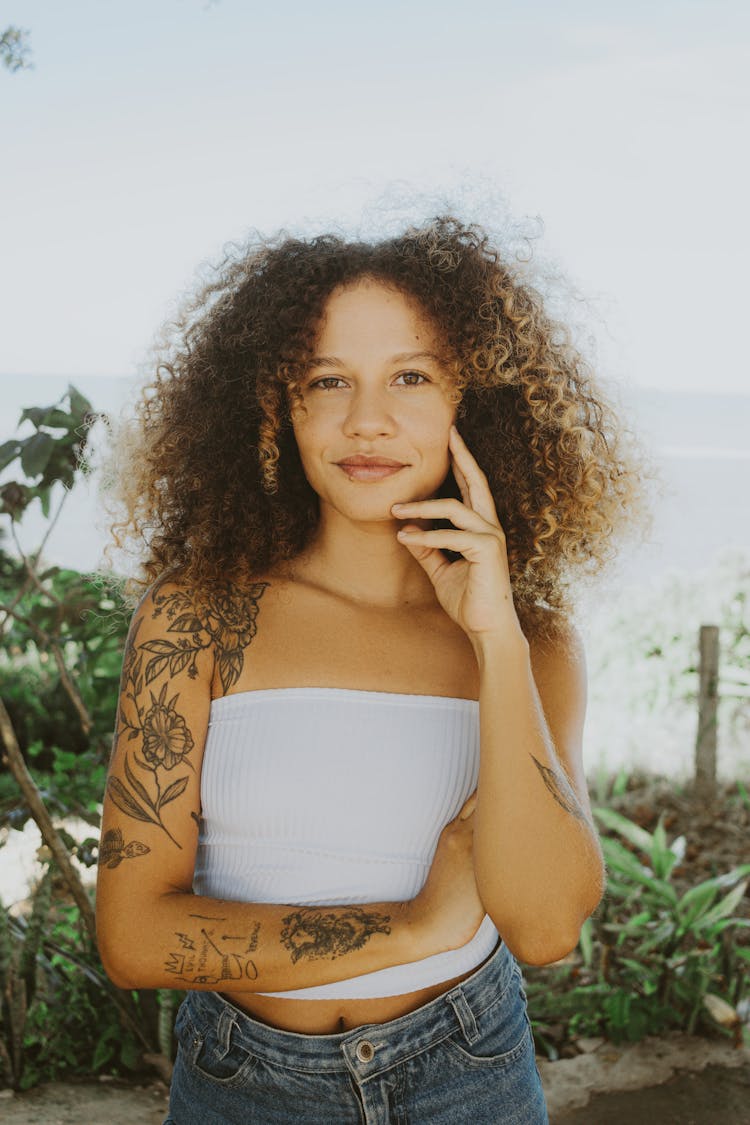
[356,1039,375,1063]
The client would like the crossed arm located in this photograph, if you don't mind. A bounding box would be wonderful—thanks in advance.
[96,576,604,991]
[96,577,456,993]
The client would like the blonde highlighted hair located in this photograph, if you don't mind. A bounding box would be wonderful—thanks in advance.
[100,216,655,642]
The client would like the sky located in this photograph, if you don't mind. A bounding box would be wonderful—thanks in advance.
[2,0,749,394]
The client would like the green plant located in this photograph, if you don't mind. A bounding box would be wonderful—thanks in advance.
[0,866,53,1088]
[524,806,750,1057]
[594,807,750,1028]
[0,387,156,1089]
[0,893,158,1090]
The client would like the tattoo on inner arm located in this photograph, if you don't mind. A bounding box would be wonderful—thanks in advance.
[530,755,588,823]
[164,915,260,984]
[107,579,269,849]
[280,907,392,964]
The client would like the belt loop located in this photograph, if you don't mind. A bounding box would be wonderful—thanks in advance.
[446,987,479,1045]
[216,1005,238,1059]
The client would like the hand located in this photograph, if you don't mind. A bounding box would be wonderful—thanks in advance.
[391,425,524,647]
[408,791,486,954]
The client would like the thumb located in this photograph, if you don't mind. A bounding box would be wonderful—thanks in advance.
[459,791,478,820]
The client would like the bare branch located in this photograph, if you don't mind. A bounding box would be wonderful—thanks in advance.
[0,696,97,946]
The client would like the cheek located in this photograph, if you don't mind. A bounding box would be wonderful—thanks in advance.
[290,414,317,457]
[422,422,453,463]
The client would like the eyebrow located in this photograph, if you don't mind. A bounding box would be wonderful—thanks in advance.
[308,350,445,369]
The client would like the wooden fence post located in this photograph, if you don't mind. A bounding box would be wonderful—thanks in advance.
[694,624,719,798]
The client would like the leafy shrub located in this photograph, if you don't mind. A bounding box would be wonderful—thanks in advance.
[525,797,750,1057]
[0,889,156,1090]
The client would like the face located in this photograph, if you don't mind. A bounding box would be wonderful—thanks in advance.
[290,279,457,525]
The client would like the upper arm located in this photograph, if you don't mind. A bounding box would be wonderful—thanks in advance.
[96,576,214,954]
[528,614,592,823]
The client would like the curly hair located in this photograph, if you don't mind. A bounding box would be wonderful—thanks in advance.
[99,215,655,642]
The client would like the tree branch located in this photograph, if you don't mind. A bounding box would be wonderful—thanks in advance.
[7,515,93,738]
[0,696,97,946]
[0,601,93,739]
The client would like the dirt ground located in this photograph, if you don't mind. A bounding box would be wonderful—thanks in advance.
[554,1064,750,1124]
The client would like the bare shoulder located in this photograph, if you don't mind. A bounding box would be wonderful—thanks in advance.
[527,607,585,663]
[526,609,590,807]
[527,607,586,706]
[130,571,273,696]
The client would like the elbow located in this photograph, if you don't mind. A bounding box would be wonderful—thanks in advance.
[492,890,604,968]
[506,929,581,967]
[96,913,149,991]
[98,939,139,991]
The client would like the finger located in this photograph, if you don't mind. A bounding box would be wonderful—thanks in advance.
[451,457,471,505]
[396,526,502,557]
[459,791,478,819]
[449,426,499,525]
[396,538,454,587]
[392,498,495,534]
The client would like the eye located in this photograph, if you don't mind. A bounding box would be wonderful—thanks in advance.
[396,371,430,386]
[309,376,346,390]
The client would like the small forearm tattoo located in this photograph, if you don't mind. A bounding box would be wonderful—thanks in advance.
[530,755,588,824]
[280,907,392,964]
[164,914,260,984]
[97,827,150,868]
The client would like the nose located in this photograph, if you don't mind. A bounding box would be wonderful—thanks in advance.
[342,385,397,439]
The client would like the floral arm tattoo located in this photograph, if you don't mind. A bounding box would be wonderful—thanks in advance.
[104,578,268,853]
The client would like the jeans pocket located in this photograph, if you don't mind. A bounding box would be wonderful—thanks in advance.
[444,971,533,1069]
[177,1002,258,1087]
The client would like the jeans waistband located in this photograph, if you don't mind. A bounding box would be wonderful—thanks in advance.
[183,938,519,1079]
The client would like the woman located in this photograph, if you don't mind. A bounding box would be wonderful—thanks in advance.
[96,215,649,1123]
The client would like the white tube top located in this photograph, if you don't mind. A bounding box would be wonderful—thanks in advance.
[193,687,499,998]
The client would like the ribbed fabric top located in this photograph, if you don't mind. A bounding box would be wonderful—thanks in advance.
[193,687,499,999]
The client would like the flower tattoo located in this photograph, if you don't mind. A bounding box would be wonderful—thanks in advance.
[141,689,195,769]
[106,577,268,850]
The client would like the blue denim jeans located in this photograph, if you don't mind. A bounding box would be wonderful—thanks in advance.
[164,940,548,1124]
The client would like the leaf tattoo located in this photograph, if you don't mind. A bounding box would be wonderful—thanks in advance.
[530,755,588,824]
[98,827,150,868]
[107,577,268,850]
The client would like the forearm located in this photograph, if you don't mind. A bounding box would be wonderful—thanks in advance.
[98,889,423,993]
[472,633,605,961]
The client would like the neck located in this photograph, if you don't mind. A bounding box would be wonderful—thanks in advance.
[289,510,436,610]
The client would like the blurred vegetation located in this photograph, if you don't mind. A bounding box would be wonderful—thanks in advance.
[0,26,32,73]
[0,386,748,1088]
[0,387,164,1088]
[584,549,750,776]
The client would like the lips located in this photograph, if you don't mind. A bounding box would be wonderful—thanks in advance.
[335,455,407,482]
[336,455,407,468]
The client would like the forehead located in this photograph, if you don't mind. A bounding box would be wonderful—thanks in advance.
[314,280,445,351]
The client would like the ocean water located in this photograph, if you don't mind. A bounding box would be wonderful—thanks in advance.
[2,375,749,781]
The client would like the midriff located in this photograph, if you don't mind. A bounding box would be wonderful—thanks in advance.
[220,952,494,1034]
[208,569,490,1033]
